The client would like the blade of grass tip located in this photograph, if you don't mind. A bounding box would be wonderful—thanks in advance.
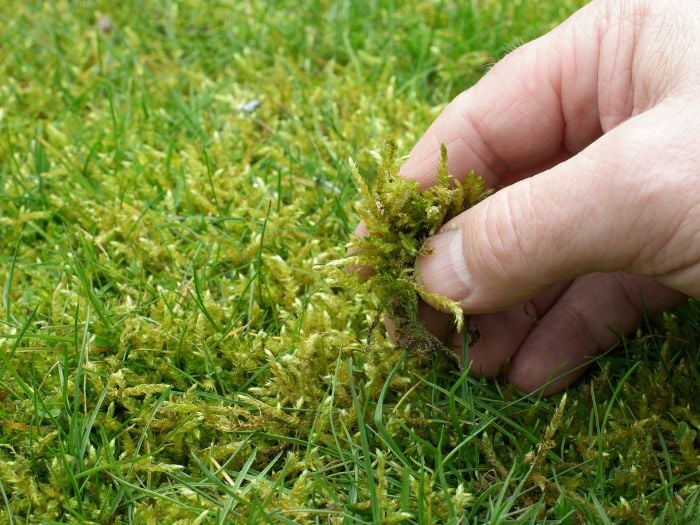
[65,242,113,333]
[71,304,91,461]
[489,460,520,522]
[248,450,283,488]
[79,132,105,180]
[2,228,23,324]
[200,145,221,213]
[416,470,427,523]
[243,452,286,524]
[190,452,266,518]
[73,451,159,481]
[590,384,605,491]
[255,200,272,308]
[124,189,165,240]
[80,384,109,463]
[54,437,85,515]
[400,465,411,516]
[235,431,336,455]
[106,86,123,176]
[328,354,354,475]
[218,497,235,525]
[336,409,364,512]
[3,122,28,193]
[655,424,675,491]
[441,414,498,468]
[374,351,412,468]
[0,477,14,525]
[0,305,37,384]
[110,387,172,517]
[434,429,456,521]
[589,492,613,525]
[189,250,221,332]
[415,372,539,446]
[106,472,204,516]
[600,361,639,431]
[446,376,467,440]
[460,328,472,402]
[276,166,283,214]
[249,454,300,523]
[348,357,381,523]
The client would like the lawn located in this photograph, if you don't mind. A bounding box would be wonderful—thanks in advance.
[1,0,699,523]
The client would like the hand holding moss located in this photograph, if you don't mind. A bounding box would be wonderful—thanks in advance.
[360,0,700,394]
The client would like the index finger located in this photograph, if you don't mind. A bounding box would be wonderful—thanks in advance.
[397,1,607,190]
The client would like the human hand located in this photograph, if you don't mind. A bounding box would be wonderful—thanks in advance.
[358,0,700,394]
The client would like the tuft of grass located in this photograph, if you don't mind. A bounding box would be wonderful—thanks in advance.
[1,0,699,523]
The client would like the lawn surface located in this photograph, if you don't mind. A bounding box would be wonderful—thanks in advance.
[1,1,699,523]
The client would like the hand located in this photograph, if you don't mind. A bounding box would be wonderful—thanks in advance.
[359,0,700,394]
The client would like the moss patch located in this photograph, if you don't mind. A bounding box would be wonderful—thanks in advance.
[344,140,489,353]
[1,0,699,523]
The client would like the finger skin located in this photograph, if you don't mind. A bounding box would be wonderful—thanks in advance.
[418,103,700,313]
[397,0,700,192]
[398,2,603,189]
[411,0,700,308]
[450,281,572,378]
[508,273,685,394]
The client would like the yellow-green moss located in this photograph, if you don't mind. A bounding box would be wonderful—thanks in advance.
[1,0,698,523]
[344,140,489,352]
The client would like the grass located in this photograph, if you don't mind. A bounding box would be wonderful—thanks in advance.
[1,0,699,523]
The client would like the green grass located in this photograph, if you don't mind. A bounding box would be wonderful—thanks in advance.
[1,0,699,523]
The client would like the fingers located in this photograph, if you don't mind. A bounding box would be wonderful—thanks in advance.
[353,1,606,239]
[416,105,699,314]
[397,1,604,188]
[507,273,685,394]
[452,281,572,378]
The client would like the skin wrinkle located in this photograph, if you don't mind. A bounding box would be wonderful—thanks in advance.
[480,196,519,288]
[533,42,570,160]
[598,2,636,131]
[633,185,689,276]
[455,102,508,179]
[567,116,669,273]
[511,181,547,275]
[476,51,563,172]
[477,190,542,300]
[530,179,570,264]
[548,31,570,155]
[560,21,603,153]
[504,89,561,164]
[588,135,651,269]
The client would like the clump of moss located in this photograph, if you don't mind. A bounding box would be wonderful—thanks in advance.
[346,139,490,354]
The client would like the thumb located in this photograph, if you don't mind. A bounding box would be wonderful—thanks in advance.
[415,107,697,313]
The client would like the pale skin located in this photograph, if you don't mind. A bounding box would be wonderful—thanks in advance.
[355,0,700,394]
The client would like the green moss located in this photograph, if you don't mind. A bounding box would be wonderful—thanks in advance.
[1,0,699,523]
[345,140,489,354]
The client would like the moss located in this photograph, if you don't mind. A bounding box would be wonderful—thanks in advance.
[1,0,699,523]
[345,140,489,354]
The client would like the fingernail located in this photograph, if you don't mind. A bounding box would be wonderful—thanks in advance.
[416,228,472,304]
